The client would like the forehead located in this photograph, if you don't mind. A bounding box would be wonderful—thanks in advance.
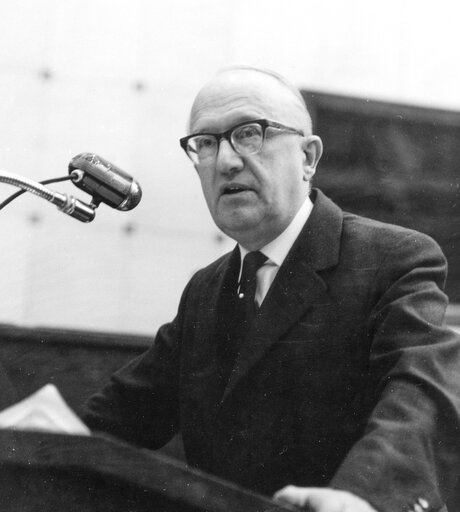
[189,71,301,133]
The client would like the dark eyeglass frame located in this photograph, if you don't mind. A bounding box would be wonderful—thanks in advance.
[179,118,304,163]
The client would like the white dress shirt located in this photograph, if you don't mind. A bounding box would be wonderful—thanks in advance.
[239,196,313,306]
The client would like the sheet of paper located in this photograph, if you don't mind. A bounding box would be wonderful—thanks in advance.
[0,383,90,435]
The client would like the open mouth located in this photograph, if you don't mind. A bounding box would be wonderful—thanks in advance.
[222,184,254,196]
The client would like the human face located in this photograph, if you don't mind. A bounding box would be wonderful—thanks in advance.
[189,71,321,250]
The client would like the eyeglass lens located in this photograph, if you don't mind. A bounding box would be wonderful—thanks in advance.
[188,123,264,163]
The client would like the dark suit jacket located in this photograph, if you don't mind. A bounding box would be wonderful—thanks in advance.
[83,189,460,512]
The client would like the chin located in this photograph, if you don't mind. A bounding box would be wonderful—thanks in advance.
[217,219,261,243]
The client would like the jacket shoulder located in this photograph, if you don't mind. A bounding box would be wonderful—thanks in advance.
[341,211,444,260]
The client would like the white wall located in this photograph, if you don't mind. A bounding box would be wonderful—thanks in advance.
[0,0,459,334]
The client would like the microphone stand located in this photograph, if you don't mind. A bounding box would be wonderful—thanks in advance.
[0,170,97,222]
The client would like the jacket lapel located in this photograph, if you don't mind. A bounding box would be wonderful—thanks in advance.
[222,189,344,402]
[184,246,240,423]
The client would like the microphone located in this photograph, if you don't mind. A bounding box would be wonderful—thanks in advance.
[69,153,142,211]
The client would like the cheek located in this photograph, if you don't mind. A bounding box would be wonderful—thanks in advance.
[264,156,302,196]
[198,168,214,194]
[198,177,217,214]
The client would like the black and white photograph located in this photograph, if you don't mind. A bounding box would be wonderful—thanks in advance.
[0,1,459,511]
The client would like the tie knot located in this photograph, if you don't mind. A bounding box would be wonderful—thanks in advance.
[243,251,267,274]
[239,251,267,297]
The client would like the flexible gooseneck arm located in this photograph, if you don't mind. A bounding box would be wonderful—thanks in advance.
[0,170,96,222]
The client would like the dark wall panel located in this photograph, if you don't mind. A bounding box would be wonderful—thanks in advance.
[304,91,460,302]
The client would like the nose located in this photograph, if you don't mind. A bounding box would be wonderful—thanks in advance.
[215,139,244,176]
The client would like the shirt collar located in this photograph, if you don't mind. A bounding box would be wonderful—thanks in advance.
[239,195,313,267]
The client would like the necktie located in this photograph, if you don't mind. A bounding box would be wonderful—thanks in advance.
[237,251,268,326]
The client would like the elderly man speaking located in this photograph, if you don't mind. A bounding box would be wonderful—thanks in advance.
[83,67,460,512]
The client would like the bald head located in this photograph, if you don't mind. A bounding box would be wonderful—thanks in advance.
[188,67,313,136]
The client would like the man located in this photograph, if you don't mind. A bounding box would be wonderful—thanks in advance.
[83,67,460,512]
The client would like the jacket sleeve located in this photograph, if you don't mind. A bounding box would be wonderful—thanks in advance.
[81,280,192,450]
[330,231,460,512]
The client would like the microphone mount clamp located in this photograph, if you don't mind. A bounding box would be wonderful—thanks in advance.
[0,170,97,222]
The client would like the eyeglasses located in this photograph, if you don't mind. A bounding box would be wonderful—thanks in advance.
[179,118,304,165]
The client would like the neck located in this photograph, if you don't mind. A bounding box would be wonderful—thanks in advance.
[234,196,313,252]
[232,221,289,252]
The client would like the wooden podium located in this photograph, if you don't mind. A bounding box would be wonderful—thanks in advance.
[0,429,293,512]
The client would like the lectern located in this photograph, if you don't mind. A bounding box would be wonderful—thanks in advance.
[0,429,292,512]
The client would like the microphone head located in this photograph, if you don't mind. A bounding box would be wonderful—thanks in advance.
[69,153,142,211]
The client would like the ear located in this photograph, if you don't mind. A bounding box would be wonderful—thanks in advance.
[302,135,323,181]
